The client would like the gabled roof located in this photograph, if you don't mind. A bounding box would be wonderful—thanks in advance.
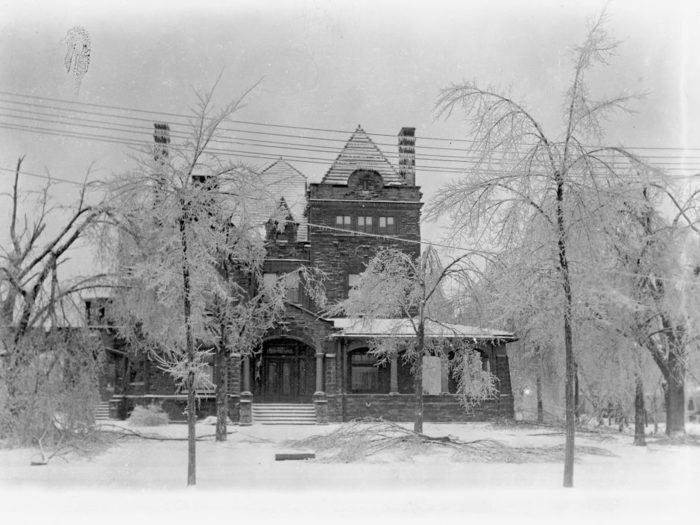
[327,318,516,341]
[321,126,405,186]
[260,159,308,242]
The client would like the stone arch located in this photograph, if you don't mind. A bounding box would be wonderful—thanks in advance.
[347,169,384,193]
[252,335,317,403]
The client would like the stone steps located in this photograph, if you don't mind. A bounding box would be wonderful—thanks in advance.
[252,404,316,425]
[94,401,111,421]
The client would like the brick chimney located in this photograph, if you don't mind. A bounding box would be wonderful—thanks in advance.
[153,123,170,202]
[153,122,170,162]
[398,127,416,186]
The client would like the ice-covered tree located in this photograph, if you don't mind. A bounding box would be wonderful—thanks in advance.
[328,246,497,433]
[427,9,672,486]
[1,156,108,448]
[99,85,285,486]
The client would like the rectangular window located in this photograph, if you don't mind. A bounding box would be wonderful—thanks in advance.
[348,273,360,294]
[356,216,373,233]
[263,272,277,290]
[263,272,301,304]
[284,272,300,304]
[351,367,379,393]
[378,216,395,235]
[351,352,379,393]
[335,215,351,230]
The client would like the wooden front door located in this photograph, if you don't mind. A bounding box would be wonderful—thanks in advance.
[259,342,312,403]
[263,357,299,402]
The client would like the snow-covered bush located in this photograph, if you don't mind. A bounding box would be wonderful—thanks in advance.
[128,404,169,426]
[0,329,103,447]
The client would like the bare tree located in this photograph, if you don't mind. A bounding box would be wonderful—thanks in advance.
[427,10,662,487]
[1,156,108,447]
[328,246,497,433]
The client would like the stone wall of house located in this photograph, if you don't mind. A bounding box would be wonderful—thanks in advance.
[307,182,422,305]
[340,394,507,422]
[264,240,310,261]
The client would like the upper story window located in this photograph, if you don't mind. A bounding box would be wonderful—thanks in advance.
[356,216,373,233]
[348,273,361,290]
[85,298,111,326]
[378,216,396,235]
[336,215,351,231]
[263,272,301,304]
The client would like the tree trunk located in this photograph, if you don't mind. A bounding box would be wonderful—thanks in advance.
[536,374,544,424]
[574,364,580,422]
[215,344,229,442]
[665,370,685,436]
[633,375,646,446]
[414,351,424,434]
[414,325,425,434]
[555,171,575,488]
[179,213,196,487]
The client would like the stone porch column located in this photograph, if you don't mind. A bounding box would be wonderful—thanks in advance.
[313,352,329,424]
[242,355,251,394]
[390,355,399,395]
[314,352,324,395]
[239,355,252,426]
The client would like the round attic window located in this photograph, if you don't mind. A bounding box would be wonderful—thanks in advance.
[347,169,384,192]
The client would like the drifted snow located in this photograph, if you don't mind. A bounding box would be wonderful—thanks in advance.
[2,421,699,523]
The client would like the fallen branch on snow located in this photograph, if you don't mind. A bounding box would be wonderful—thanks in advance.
[97,423,236,441]
[284,420,617,463]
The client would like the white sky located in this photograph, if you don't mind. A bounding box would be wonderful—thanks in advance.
[1,0,698,278]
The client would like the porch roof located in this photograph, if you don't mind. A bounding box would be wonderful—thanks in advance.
[327,318,516,341]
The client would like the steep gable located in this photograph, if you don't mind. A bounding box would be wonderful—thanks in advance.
[260,159,308,242]
[321,126,405,186]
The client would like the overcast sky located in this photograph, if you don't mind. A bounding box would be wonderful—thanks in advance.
[1,0,698,277]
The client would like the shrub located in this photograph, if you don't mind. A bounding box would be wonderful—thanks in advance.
[127,404,170,426]
[0,330,103,448]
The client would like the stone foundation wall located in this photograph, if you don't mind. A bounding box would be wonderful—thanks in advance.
[340,394,512,422]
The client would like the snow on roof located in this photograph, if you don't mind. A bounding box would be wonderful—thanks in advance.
[320,126,405,186]
[328,318,515,341]
[260,159,308,241]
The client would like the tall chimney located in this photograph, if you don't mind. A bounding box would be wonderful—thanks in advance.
[398,127,416,186]
[153,122,170,162]
[153,123,170,202]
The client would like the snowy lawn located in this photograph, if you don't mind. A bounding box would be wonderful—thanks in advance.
[2,421,699,523]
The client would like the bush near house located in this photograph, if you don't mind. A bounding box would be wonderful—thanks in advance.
[127,404,170,426]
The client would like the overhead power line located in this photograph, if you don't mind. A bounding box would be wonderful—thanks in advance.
[3,118,698,181]
[2,90,699,152]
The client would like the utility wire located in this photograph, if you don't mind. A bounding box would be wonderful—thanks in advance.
[2,90,699,153]
[3,94,698,173]
[3,117,698,178]
[5,102,700,168]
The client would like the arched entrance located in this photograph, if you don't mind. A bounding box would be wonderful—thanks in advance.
[253,338,316,403]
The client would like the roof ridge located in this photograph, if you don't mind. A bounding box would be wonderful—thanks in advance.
[260,158,309,181]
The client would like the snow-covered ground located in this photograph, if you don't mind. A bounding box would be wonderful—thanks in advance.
[2,421,699,524]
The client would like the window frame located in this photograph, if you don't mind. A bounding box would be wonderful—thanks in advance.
[262,271,302,305]
[378,216,396,235]
[335,215,352,231]
[356,215,373,233]
[348,349,389,394]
